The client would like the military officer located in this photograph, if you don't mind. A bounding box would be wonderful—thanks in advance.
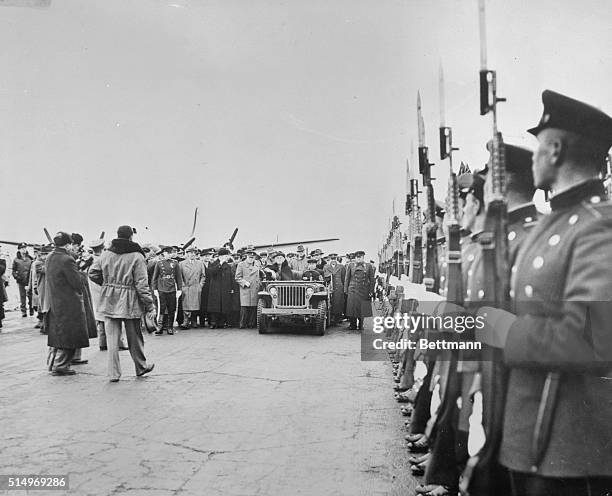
[289,245,307,272]
[151,246,183,335]
[343,250,374,330]
[477,90,612,496]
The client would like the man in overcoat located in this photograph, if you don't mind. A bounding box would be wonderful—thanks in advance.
[235,250,261,328]
[179,247,205,329]
[323,253,346,325]
[207,247,234,328]
[199,249,213,327]
[343,250,374,330]
[45,232,89,376]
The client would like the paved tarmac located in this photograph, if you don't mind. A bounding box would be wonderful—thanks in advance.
[0,311,416,496]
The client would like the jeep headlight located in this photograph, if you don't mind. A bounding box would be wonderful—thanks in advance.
[306,287,314,297]
[269,287,278,297]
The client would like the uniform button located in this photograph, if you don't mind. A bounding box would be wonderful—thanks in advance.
[440,275,446,282]
[548,234,560,246]
[524,285,533,297]
[590,196,601,204]
[442,262,448,268]
[511,265,517,274]
[466,289,472,297]
[532,256,544,269]
[509,289,515,298]
[468,269,473,277]
[468,254,475,262]
[568,214,579,225]
[508,231,516,241]
[478,289,485,299]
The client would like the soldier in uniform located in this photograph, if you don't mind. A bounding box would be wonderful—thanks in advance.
[302,258,323,281]
[323,253,346,325]
[477,90,612,496]
[151,245,183,335]
[343,250,374,330]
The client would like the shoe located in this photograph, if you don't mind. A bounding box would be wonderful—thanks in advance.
[167,328,174,335]
[34,322,42,329]
[109,378,120,383]
[119,346,129,351]
[348,326,357,330]
[100,346,108,351]
[155,329,164,335]
[71,359,88,365]
[30,310,35,316]
[137,363,155,377]
[179,324,190,330]
[52,369,76,376]
[22,313,27,318]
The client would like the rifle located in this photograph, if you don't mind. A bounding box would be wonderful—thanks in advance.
[438,68,462,306]
[417,91,440,294]
[404,159,412,279]
[408,158,423,285]
[461,1,515,493]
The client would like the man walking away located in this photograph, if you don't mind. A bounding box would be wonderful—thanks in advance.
[89,225,155,382]
[12,242,33,317]
[45,232,89,376]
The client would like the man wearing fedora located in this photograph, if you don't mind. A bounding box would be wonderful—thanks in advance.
[89,225,155,382]
[45,232,89,376]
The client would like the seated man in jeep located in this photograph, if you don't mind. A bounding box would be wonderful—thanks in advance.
[302,258,323,282]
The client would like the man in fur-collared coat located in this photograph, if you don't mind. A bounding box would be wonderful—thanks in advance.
[45,232,89,376]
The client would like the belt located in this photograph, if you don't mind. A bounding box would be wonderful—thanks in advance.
[104,283,134,289]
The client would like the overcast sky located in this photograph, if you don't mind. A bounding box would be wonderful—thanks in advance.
[0,0,610,257]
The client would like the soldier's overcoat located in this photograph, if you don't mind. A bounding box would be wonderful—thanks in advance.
[344,262,375,318]
[500,180,612,477]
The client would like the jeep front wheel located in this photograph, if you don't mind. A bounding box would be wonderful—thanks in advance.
[315,300,327,336]
[257,298,269,334]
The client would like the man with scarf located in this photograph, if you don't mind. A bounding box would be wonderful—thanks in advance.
[89,225,155,382]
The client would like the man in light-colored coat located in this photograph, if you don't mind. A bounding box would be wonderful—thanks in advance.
[89,225,155,382]
[235,251,261,328]
[179,247,205,329]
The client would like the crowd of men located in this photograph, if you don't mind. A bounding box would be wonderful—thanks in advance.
[0,232,378,381]
[380,89,612,496]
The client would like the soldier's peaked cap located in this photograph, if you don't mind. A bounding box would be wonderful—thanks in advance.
[354,250,365,256]
[161,245,173,253]
[528,90,612,150]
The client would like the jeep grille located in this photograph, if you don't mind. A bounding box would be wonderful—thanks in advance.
[277,285,307,308]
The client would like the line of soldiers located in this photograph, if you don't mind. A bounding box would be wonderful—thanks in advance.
[382,90,612,496]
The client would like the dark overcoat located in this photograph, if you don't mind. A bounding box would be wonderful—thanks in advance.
[207,260,234,314]
[323,262,346,315]
[200,261,210,315]
[45,247,89,349]
[344,262,375,318]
